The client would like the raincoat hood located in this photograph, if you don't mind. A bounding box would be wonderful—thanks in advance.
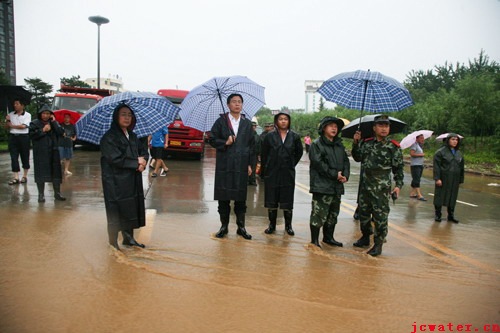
[37,104,53,119]
[318,116,344,137]
[111,103,136,131]
[274,111,291,129]
[445,133,461,149]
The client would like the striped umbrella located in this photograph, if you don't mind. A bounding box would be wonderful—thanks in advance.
[75,91,180,145]
[179,76,266,132]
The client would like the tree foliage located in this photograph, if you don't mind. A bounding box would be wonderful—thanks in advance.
[60,75,91,88]
[24,77,53,113]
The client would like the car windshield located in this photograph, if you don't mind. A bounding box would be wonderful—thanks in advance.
[52,96,98,114]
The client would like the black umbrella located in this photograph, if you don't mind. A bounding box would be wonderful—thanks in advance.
[0,85,32,113]
[341,114,406,139]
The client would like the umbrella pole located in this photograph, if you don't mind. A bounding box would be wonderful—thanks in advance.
[216,88,235,137]
[358,80,369,131]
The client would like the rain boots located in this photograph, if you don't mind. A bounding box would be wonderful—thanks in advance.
[284,210,294,236]
[53,183,66,201]
[264,209,277,234]
[367,242,383,257]
[107,225,120,250]
[310,224,321,248]
[353,233,370,248]
[37,182,45,203]
[322,224,343,247]
[447,207,459,223]
[434,205,442,222]
[215,215,229,238]
[122,229,145,248]
[236,213,252,240]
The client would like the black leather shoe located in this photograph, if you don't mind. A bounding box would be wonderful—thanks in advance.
[122,231,145,248]
[54,193,66,201]
[215,225,229,238]
[323,238,343,247]
[38,194,45,203]
[264,224,275,234]
[236,227,252,240]
[435,215,442,222]
[353,235,370,247]
[285,225,295,236]
[447,216,459,223]
[367,243,382,256]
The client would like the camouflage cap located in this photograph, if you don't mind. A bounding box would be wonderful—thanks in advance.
[374,115,390,124]
[264,122,274,127]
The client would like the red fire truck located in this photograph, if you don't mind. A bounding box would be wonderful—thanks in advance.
[157,89,205,160]
[52,85,112,115]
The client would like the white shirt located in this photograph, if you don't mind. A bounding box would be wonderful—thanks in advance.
[9,111,31,134]
[228,113,241,137]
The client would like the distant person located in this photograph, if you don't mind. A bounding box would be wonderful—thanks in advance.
[209,93,255,240]
[304,134,312,154]
[261,111,303,236]
[248,121,261,186]
[100,103,149,250]
[58,113,77,175]
[29,105,66,203]
[433,133,464,223]
[308,117,349,247]
[6,98,31,185]
[409,134,426,201]
[148,125,169,177]
[351,115,404,256]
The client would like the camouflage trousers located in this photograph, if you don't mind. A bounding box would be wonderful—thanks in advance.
[310,193,341,228]
[359,189,390,244]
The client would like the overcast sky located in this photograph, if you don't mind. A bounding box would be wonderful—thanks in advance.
[14,0,500,109]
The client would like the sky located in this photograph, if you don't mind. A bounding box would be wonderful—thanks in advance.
[14,0,500,110]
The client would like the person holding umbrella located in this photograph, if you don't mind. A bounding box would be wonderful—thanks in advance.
[6,98,31,185]
[308,117,349,247]
[261,111,303,236]
[433,133,464,223]
[210,93,255,240]
[100,103,149,250]
[409,134,426,201]
[351,115,404,256]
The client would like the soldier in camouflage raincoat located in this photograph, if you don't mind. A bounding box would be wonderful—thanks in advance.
[351,115,404,256]
[308,117,350,248]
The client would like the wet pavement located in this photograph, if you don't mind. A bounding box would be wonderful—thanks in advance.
[0,147,499,333]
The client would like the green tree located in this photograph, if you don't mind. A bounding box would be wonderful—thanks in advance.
[0,70,10,85]
[60,75,91,88]
[24,77,53,113]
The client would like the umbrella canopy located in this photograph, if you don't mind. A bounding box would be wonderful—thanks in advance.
[317,70,413,115]
[0,85,32,113]
[53,109,81,125]
[179,76,265,132]
[341,114,406,139]
[436,133,464,141]
[337,117,350,126]
[75,91,180,145]
[399,130,433,149]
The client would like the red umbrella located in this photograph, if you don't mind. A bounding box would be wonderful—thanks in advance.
[53,109,81,125]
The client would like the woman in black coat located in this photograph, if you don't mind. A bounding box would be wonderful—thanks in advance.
[433,133,464,223]
[261,111,303,236]
[209,94,255,240]
[100,104,149,250]
[29,104,66,203]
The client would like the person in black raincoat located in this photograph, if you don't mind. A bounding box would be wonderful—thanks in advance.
[261,111,303,235]
[433,133,464,223]
[308,117,350,247]
[209,93,255,240]
[100,104,149,250]
[29,104,66,203]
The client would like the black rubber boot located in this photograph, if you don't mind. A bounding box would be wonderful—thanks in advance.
[53,183,66,201]
[447,207,459,223]
[264,209,277,234]
[353,233,370,247]
[215,215,229,238]
[283,210,294,236]
[236,213,252,240]
[37,182,45,203]
[122,229,145,248]
[107,225,120,250]
[322,224,343,247]
[434,205,442,222]
[310,224,321,248]
[367,242,383,256]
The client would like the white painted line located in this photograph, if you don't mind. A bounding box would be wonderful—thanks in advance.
[427,193,478,207]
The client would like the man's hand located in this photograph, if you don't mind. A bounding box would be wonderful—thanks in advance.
[435,179,442,187]
[138,157,147,168]
[248,165,252,176]
[391,187,401,198]
[226,135,235,146]
[43,124,51,132]
[353,131,361,144]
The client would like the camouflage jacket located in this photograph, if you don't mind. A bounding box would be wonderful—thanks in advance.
[352,137,404,191]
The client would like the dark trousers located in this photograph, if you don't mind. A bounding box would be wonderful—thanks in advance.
[8,134,30,172]
[410,165,424,188]
[218,200,246,216]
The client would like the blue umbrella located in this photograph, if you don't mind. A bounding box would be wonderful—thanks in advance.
[75,91,180,145]
[179,76,265,132]
[317,70,413,115]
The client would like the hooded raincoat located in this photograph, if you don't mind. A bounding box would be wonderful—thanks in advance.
[100,105,149,231]
[433,134,464,209]
[210,113,255,202]
[261,112,303,209]
[29,105,65,184]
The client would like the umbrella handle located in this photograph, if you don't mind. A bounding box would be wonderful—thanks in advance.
[216,88,235,137]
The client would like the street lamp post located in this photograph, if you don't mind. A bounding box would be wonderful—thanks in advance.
[88,15,110,89]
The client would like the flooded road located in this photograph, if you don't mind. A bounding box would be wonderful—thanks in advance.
[0,147,499,333]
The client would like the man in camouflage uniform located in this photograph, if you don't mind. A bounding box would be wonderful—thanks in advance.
[351,115,404,256]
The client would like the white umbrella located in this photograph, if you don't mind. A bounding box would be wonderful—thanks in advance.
[436,133,464,141]
[400,130,433,149]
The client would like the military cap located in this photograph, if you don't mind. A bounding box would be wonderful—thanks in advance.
[251,121,258,126]
[264,122,274,127]
[374,115,390,124]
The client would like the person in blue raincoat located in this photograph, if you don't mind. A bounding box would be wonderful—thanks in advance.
[100,103,149,250]
[209,94,255,240]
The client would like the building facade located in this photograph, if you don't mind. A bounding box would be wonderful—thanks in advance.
[85,75,125,93]
[304,80,324,113]
[0,0,16,84]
